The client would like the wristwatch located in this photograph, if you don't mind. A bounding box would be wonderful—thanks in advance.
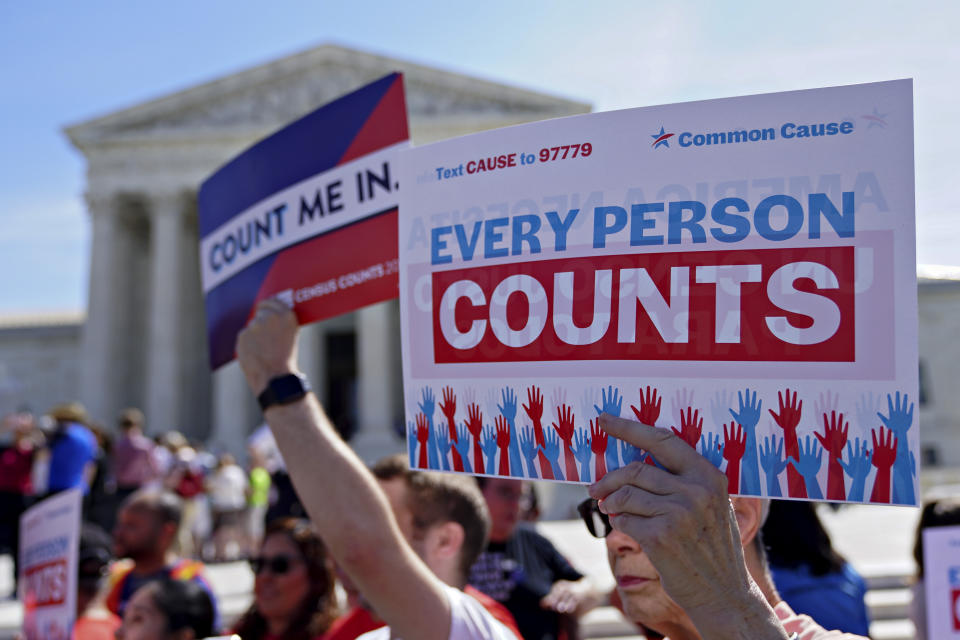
[257,373,311,412]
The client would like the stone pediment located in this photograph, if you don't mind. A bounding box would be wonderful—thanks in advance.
[65,43,590,149]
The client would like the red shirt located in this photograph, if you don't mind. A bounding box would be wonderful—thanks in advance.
[0,442,33,494]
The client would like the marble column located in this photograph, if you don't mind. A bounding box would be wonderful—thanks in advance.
[145,192,185,432]
[210,360,256,459]
[297,322,327,406]
[353,301,402,463]
[79,193,121,423]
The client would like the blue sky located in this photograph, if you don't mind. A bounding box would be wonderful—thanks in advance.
[2,1,957,313]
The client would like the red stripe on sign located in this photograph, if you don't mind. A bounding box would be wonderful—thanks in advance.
[23,559,67,607]
[432,246,855,363]
[338,74,409,165]
[254,209,399,324]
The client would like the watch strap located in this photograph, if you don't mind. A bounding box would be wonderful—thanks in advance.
[257,373,310,412]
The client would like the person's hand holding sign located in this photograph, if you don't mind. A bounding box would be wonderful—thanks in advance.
[589,414,790,640]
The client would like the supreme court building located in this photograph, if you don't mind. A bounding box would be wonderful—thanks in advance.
[62,44,589,460]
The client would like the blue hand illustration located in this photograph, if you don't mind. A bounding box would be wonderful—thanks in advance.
[453,425,473,473]
[878,392,915,504]
[730,388,762,495]
[480,426,499,476]
[699,432,724,469]
[541,429,565,481]
[594,385,623,417]
[787,435,824,499]
[839,437,872,502]
[418,387,436,420]
[620,437,642,465]
[435,429,451,471]
[759,435,787,497]
[407,420,418,466]
[571,429,593,483]
[498,387,518,425]
[517,425,540,478]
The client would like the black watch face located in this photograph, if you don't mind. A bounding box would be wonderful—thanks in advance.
[273,374,307,400]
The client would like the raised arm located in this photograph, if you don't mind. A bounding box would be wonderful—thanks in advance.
[236,300,450,640]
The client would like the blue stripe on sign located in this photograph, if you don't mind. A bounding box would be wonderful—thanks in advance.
[197,72,399,238]
[204,254,277,369]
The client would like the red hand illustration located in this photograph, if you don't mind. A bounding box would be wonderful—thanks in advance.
[769,388,805,498]
[723,421,746,494]
[870,426,897,504]
[440,386,464,472]
[815,410,849,500]
[590,418,607,479]
[631,385,662,427]
[466,403,484,473]
[671,407,703,449]
[416,412,429,469]
[552,404,579,481]
[524,386,552,479]
[495,416,512,476]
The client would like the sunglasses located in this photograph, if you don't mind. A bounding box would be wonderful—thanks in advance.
[249,554,300,575]
[577,498,612,538]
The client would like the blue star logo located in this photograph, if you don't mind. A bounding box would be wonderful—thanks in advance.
[861,107,887,129]
[651,126,675,149]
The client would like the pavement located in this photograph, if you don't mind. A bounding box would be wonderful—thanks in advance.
[0,502,922,639]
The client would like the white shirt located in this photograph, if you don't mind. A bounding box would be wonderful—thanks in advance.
[357,584,516,640]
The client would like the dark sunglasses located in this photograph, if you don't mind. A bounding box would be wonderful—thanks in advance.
[249,554,300,575]
[577,498,612,538]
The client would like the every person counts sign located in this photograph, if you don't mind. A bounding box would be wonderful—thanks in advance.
[398,80,918,504]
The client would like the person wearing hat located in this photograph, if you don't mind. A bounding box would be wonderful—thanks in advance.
[44,402,97,498]
[73,523,122,640]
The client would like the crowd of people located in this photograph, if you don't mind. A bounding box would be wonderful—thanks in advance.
[0,298,953,639]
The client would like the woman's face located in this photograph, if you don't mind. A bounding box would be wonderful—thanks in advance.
[115,584,173,640]
[253,532,311,624]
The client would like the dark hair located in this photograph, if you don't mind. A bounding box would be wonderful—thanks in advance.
[78,523,113,595]
[122,488,183,529]
[232,518,338,639]
[144,579,214,638]
[913,497,960,578]
[762,501,845,575]
[372,454,490,581]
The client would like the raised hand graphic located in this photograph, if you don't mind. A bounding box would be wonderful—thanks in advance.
[453,424,473,473]
[415,412,430,469]
[870,427,897,504]
[620,436,643,466]
[723,422,746,494]
[631,385,662,426]
[594,385,623,417]
[814,390,839,420]
[571,428,593,483]
[540,428,565,481]
[435,428,451,471]
[552,404,579,481]
[877,392,915,504]
[759,435,788,497]
[671,406,703,449]
[440,386,464,471]
[407,420,418,467]
[517,425,540,478]
[523,386,552,480]
[580,387,599,427]
[839,437,872,502]
[814,411,849,500]
[495,416,513,476]
[466,403,485,473]
[419,388,439,469]
[709,389,732,432]
[700,432,725,469]
[769,388,805,498]
[729,388,762,495]
[787,435,823,499]
[480,425,499,476]
[590,418,608,479]
[855,392,881,436]
[671,387,695,426]
[498,388,523,476]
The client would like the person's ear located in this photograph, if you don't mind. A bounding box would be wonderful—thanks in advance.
[428,521,465,562]
[730,497,764,548]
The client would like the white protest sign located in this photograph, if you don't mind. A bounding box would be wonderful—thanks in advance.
[398,80,917,504]
[19,489,82,640]
[923,525,960,638]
